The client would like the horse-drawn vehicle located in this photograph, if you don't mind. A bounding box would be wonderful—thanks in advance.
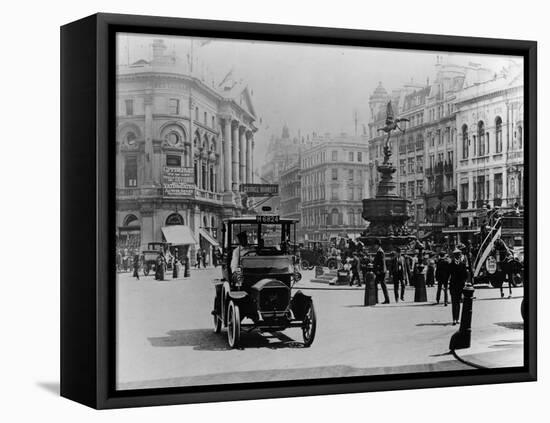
[141,242,169,276]
[472,213,524,288]
[212,215,317,348]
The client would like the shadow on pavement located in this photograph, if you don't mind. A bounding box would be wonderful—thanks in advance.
[416,322,454,327]
[494,321,523,330]
[149,328,306,351]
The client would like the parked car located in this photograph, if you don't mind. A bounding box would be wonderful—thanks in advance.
[212,215,317,348]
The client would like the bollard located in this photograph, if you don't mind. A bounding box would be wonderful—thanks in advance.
[172,261,179,279]
[414,264,427,302]
[449,283,475,350]
[184,259,190,278]
[364,271,377,306]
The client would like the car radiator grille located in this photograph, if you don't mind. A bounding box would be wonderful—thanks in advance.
[259,287,290,312]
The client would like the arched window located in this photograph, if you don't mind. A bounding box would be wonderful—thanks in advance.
[125,132,137,146]
[495,117,503,153]
[477,121,485,156]
[123,214,139,227]
[330,208,339,226]
[348,209,355,226]
[462,124,468,159]
[517,124,523,149]
[165,213,184,226]
[195,107,199,121]
[203,216,208,228]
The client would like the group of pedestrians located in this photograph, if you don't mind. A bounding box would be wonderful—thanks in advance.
[342,239,473,326]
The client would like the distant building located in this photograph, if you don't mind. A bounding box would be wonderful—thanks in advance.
[260,125,315,183]
[279,164,303,241]
[300,135,369,242]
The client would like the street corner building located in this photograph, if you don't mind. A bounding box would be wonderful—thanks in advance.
[115,38,258,264]
[364,58,524,246]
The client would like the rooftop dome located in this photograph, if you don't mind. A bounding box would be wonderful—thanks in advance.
[369,81,389,103]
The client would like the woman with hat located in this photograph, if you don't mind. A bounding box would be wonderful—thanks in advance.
[448,248,469,325]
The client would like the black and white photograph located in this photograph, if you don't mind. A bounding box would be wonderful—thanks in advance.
[114,32,527,391]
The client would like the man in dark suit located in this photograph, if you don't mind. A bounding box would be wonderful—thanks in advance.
[448,248,469,325]
[373,239,390,304]
[389,248,409,302]
[435,251,450,306]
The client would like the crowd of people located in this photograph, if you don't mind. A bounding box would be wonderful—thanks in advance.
[307,236,518,326]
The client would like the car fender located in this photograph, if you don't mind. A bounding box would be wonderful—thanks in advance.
[290,290,313,321]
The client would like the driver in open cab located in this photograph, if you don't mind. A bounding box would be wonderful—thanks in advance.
[231,231,253,273]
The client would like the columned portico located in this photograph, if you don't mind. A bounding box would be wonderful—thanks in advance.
[221,116,232,192]
[231,120,239,191]
[239,126,246,186]
[246,132,252,183]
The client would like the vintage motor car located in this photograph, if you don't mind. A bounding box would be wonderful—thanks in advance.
[298,241,338,270]
[212,215,317,348]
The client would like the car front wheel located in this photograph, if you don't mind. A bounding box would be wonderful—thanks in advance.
[301,259,310,271]
[227,300,241,348]
[302,303,317,347]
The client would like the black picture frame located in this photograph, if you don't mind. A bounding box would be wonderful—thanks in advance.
[60,12,537,409]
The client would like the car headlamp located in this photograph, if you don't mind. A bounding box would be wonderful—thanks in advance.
[233,269,244,287]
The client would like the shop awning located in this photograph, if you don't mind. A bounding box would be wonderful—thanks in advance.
[161,225,197,245]
[198,228,219,247]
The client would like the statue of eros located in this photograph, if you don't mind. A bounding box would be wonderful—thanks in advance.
[377,101,409,163]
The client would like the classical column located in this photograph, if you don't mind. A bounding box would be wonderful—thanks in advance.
[216,124,223,192]
[222,117,232,192]
[246,132,252,183]
[188,96,195,171]
[468,174,475,209]
[502,166,508,207]
[143,93,154,184]
[251,138,255,183]
[239,126,246,185]
[231,120,239,191]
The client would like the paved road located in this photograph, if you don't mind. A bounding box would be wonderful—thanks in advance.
[116,268,524,390]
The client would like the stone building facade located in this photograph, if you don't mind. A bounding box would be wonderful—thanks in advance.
[300,135,369,242]
[115,39,257,263]
[279,164,303,241]
[453,62,524,237]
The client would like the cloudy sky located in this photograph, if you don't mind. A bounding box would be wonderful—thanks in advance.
[117,34,520,161]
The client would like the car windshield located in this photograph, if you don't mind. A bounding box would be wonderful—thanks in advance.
[230,223,287,250]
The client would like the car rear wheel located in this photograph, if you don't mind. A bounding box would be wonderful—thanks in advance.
[300,259,310,271]
[227,300,241,348]
[302,303,317,347]
[327,259,337,270]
